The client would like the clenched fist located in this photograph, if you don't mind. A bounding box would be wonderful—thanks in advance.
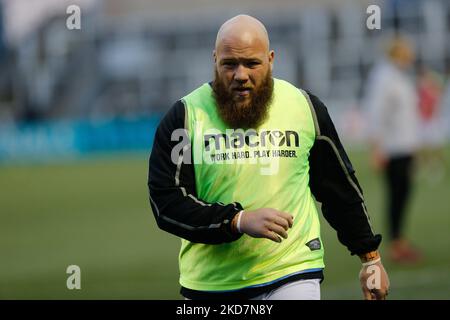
[359,259,390,300]
[232,208,294,243]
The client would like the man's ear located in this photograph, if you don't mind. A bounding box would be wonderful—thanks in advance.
[213,50,217,63]
[269,50,274,71]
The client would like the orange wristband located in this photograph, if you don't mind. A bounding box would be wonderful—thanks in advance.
[359,250,380,263]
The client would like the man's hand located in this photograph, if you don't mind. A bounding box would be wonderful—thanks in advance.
[359,254,390,300]
[232,208,294,242]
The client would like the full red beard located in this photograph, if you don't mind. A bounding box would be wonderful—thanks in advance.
[212,69,274,129]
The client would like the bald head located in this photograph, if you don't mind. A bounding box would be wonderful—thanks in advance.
[213,14,274,73]
[215,15,270,53]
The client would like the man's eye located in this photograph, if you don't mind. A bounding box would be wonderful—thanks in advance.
[246,62,260,68]
[223,62,236,67]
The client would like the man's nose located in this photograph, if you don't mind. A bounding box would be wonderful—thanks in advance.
[234,65,249,82]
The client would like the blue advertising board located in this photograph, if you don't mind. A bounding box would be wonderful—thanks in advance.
[0,115,162,162]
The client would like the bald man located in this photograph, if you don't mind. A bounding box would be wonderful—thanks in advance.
[148,15,389,300]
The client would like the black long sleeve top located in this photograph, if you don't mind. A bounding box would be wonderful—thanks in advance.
[147,90,381,256]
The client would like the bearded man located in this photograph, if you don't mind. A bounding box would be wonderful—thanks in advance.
[148,15,389,300]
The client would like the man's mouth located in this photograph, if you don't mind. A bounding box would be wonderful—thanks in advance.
[233,87,252,97]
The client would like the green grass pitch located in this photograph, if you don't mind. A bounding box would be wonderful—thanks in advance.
[1,148,449,299]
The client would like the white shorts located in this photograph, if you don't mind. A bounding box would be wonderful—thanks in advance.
[251,278,321,300]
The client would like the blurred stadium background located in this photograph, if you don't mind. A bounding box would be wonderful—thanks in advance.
[0,0,449,299]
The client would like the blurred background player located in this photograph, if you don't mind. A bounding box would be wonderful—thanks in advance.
[364,36,423,264]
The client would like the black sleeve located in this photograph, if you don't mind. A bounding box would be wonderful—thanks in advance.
[147,100,244,244]
[306,91,382,255]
